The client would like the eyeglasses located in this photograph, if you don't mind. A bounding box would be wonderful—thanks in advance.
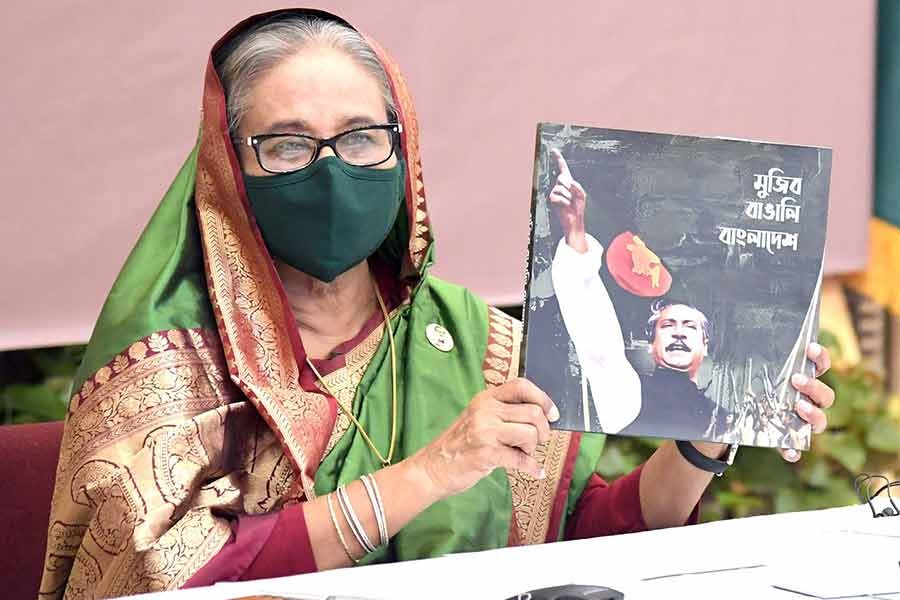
[240,123,403,174]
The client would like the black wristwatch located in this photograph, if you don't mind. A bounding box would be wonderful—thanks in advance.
[675,440,739,476]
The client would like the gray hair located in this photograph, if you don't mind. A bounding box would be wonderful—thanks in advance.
[646,301,710,344]
[215,14,397,137]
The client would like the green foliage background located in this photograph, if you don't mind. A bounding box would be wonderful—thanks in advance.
[2,331,899,519]
[0,346,84,424]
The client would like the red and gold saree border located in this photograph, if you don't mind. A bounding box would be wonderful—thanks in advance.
[367,37,434,277]
[62,328,237,470]
[482,306,575,546]
[195,60,330,499]
[40,327,240,599]
[72,328,219,410]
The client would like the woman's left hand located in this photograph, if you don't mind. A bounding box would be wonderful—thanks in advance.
[782,341,834,462]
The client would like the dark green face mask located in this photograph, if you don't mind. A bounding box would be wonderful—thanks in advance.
[243,157,405,282]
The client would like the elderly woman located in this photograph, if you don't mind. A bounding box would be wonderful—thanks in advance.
[40,8,835,598]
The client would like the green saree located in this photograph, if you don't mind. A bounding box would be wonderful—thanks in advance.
[39,9,606,598]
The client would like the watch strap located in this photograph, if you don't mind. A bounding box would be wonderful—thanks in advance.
[675,440,738,476]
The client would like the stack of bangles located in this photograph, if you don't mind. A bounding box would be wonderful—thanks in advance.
[326,473,389,563]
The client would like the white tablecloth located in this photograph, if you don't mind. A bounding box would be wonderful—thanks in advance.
[134,504,900,600]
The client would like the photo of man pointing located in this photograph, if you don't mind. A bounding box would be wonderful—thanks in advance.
[549,148,728,440]
[522,124,830,451]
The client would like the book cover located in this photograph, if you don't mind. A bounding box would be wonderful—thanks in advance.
[520,123,831,450]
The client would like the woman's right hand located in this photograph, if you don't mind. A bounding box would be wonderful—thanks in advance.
[408,378,560,501]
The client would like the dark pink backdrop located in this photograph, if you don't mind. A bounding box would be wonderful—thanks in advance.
[0,1,875,350]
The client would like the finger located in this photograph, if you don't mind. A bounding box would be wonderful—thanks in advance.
[496,445,544,479]
[780,448,802,462]
[498,403,551,444]
[795,398,827,434]
[496,422,541,455]
[549,194,572,208]
[807,342,831,376]
[790,374,834,409]
[491,378,559,422]
[570,180,587,201]
[551,184,573,200]
[550,148,571,179]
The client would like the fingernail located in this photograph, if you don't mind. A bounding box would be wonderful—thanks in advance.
[548,405,560,422]
[791,373,809,387]
[784,449,800,462]
[808,342,823,359]
[538,468,546,480]
[796,399,813,414]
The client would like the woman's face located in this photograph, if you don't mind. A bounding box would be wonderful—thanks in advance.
[237,45,396,176]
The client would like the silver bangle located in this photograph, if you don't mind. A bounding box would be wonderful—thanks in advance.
[336,484,376,554]
[368,473,389,545]
[326,493,359,564]
[361,473,388,547]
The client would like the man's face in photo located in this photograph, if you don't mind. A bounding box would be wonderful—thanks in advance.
[649,304,708,378]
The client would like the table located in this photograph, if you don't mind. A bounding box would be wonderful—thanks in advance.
[135,504,900,600]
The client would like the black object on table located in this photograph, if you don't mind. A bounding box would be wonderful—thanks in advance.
[504,583,624,600]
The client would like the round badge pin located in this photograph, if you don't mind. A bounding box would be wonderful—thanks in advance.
[425,323,454,352]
